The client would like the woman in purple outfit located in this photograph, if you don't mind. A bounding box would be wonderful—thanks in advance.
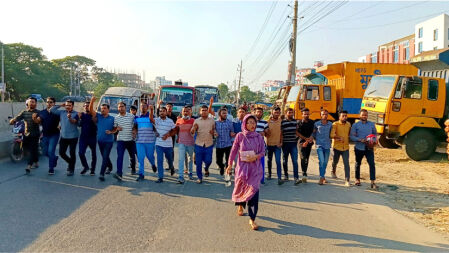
[226,114,265,230]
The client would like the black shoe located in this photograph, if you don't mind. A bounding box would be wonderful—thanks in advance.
[294,178,302,185]
[131,169,137,175]
[165,167,170,171]
[99,175,105,181]
[25,168,31,175]
[67,171,74,176]
[283,175,289,181]
[48,169,55,175]
[205,171,209,177]
[170,168,175,176]
[278,179,284,185]
[155,178,163,183]
[113,173,123,181]
[136,175,144,181]
[105,169,112,175]
[267,174,272,180]
[90,171,95,176]
[80,168,89,175]
[152,165,157,173]
[177,180,185,184]
[220,168,224,176]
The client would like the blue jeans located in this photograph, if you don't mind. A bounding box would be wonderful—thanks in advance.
[282,142,299,179]
[317,147,330,178]
[41,133,59,169]
[267,145,282,180]
[78,136,97,171]
[136,142,155,176]
[156,145,174,179]
[98,141,113,176]
[116,141,136,176]
[194,144,213,180]
[178,144,194,181]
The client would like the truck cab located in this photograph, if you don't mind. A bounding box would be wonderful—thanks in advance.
[361,75,448,160]
[293,84,337,121]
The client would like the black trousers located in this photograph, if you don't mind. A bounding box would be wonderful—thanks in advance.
[23,136,39,166]
[59,138,78,172]
[216,146,232,171]
[355,148,376,181]
[299,144,312,176]
[235,191,259,221]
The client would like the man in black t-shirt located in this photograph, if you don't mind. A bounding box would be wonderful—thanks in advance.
[10,97,41,174]
[297,108,315,183]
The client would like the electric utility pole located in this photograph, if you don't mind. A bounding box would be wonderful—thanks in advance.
[237,60,243,105]
[286,0,298,86]
[1,44,5,102]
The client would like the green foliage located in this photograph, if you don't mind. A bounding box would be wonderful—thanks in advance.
[1,42,122,101]
[217,83,229,102]
[269,94,278,104]
[239,86,265,103]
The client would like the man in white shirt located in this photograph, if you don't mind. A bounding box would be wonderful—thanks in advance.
[150,106,176,183]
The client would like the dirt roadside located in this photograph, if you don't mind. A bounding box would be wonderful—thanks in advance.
[329,145,449,237]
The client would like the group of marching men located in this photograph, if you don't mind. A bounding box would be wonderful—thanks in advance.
[10,96,378,188]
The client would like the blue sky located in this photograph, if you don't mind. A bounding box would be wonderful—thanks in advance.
[2,0,449,90]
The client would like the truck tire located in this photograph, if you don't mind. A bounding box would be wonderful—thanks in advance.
[378,134,400,149]
[404,129,436,161]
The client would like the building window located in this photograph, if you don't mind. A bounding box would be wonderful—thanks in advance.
[434,29,438,41]
[405,47,410,60]
[418,42,423,53]
[428,80,438,100]
[418,27,423,38]
[434,46,438,50]
[394,45,399,63]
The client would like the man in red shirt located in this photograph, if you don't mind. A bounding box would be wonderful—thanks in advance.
[174,105,195,184]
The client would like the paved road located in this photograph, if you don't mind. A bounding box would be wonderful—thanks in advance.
[1,144,448,252]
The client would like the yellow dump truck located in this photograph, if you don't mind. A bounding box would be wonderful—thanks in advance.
[285,62,418,121]
[360,49,449,160]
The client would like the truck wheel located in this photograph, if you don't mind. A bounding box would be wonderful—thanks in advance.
[404,129,436,161]
[378,134,400,149]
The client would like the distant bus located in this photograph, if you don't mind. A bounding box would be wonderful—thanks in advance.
[157,85,195,116]
[194,85,219,104]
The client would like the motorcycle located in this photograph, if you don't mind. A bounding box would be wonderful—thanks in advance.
[9,118,25,163]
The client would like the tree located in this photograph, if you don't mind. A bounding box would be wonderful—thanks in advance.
[3,43,66,100]
[217,83,229,102]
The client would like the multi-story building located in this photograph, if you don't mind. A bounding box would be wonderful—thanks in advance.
[360,13,448,64]
[262,80,285,92]
[415,14,449,54]
[150,76,173,90]
[117,73,145,89]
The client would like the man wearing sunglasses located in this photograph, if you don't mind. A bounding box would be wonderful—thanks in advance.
[35,97,60,175]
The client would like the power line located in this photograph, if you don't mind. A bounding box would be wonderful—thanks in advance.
[243,1,278,63]
[314,9,449,31]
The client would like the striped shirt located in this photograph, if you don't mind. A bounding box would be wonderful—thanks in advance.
[13,109,41,138]
[155,117,176,148]
[281,119,298,143]
[114,113,135,141]
[256,119,268,134]
[134,112,156,144]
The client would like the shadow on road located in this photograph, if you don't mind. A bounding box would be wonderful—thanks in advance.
[259,216,449,252]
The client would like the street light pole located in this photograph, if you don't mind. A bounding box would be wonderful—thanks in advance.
[1,45,4,102]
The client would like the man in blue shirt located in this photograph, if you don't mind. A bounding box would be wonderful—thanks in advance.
[51,100,79,176]
[89,97,115,181]
[215,107,235,176]
[37,97,60,175]
[254,107,268,184]
[233,107,245,135]
[78,101,97,176]
[313,110,332,185]
[350,109,378,189]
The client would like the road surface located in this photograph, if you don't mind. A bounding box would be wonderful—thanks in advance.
[0,144,448,252]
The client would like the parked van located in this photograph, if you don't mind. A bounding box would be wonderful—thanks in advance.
[97,87,153,116]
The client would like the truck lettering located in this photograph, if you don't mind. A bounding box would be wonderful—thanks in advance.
[360,69,381,89]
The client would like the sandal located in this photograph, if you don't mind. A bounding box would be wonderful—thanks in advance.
[355,180,361,186]
[371,183,378,190]
[249,220,259,230]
